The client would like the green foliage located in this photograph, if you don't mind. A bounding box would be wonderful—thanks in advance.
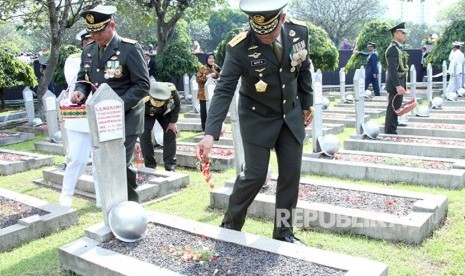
[187,20,212,52]
[0,23,32,53]
[215,27,243,67]
[156,21,201,82]
[425,20,465,69]
[0,48,37,88]
[306,22,339,71]
[207,8,248,53]
[53,44,81,86]
[345,21,393,72]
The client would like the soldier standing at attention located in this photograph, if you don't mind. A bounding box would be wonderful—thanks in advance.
[72,5,150,202]
[384,22,408,135]
[196,0,313,245]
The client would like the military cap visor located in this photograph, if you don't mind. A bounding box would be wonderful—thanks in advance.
[149,81,171,100]
[390,22,407,34]
[76,29,91,41]
[240,0,288,35]
[367,42,376,48]
[452,41,464,47]
[80,5,117,33]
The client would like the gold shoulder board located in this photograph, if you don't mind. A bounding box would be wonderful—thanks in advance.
[288,18,307,27]
[143,96,151,103]
[228,31,248,47]
[121,37,137,44]
[69,52,81,58]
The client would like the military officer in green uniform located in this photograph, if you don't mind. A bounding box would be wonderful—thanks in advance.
[385,22,408,134]
[72,5,150,202]
[196,0,313,245]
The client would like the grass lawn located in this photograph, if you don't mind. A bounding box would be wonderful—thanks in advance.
[0,118,464,275]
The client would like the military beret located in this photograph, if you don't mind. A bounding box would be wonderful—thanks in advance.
[240,0,288,35]
[389,22,406,35]
[149,81,171,100]
[80,5,117,33]
[75,29,91,42]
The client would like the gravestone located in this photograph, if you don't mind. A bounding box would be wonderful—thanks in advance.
[229,79,244,175]
[312,70,323,154]
[190,76,199,113]
[353,68,365,138]
[462,60,465,88]
[410,65,417,100]
[204,77,216,112]
[86,83,127,225]
[377,62,382,93]
[56,90,70,156]
[339,67,346,103]
[22,87,35,126]
[427,64,433,101]
[42,90,59,140]
[442,61,449,94]
[183,73,190,101]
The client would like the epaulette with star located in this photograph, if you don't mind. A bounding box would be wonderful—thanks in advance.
[121,37,137,44]
[288,18,307,27]
[228,31,248,47]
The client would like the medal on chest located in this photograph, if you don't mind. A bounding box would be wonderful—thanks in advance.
[104,53,123,79]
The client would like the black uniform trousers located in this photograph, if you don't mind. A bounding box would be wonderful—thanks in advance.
[139,115,177,171]
[365,74,380,96]
[384,91,403,134]
[199,100,207,132]
[124,134,139,202]
[221,123,302,239]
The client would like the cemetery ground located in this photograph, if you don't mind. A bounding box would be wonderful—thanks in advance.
[0,118,464,275]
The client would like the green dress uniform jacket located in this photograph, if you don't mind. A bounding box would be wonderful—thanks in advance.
[75,34,150,136]
[205,20,313,148]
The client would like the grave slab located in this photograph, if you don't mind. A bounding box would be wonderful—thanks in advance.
[176,118,204,132]
[344,134,465,159]
[59,211,388,276]
[16,124,49,135]
[212,178,447,244]
[39,165,189,203]
[0,131,34,146]
[180,104,194,113]
[429,106,465,114]
[301,150,465,189]
[184,112,231,123]
[381,123,465,139]
[322,113,370,127]
[325,107,385,119]
[442,99,465,106]
[0,111,27,122]
[0,188,78,252]
[34,140,65,155]
[0,149,54,175]
[407,114,465,125]
[305,123,345,137]
[0,117,28,130]
[154,142,235,171]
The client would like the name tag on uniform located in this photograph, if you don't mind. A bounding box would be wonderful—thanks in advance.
[251,59,266,66]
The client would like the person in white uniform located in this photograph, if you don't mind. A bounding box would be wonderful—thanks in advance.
[59,29,101,208]
[447,41,465,92]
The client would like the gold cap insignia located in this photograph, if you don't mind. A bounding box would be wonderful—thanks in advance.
[86,14,94,24]
[253,15,265,24]
[289,30,296,37]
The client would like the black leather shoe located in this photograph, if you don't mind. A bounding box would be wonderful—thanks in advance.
[219,222,234,230]
[276,235,306,246]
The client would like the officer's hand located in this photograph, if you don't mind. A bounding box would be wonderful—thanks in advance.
[166,123,177,135]
[303,108,314,127]
[196,134,214,162]
[396,86,406,95]
[71,91,86,104]
[134,142,142,163]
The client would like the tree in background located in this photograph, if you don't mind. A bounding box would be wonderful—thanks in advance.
[289,0,383,47]
[155,20,201,82]
[187,19,212,52]
[207,8,248,52]
[215,21,338,72]
[0,23,32,54]
[0,0,100,117]
[426,20,465,69]
[0,49,37,109]
[124,0,226,54]
[54,44,81,87]
[403,22,440,49]
[437,0,465,25]
[345,21,393,72]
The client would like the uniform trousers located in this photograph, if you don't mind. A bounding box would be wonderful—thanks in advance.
[139,115,177,171]
[446,74,463,93]
[385,92,403,134]
[61,129,100,205]
[221,123,303,239]
[199,100,207,132]
[365,74,380,96]
[124,134,139,202]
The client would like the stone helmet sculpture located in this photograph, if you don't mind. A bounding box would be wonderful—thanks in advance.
[431,96,443,109]
[52,131,62,143]
[457,87,465,97]
[317,134,340,157]
[415,105,430,117]
[32,118,43,127]
[362,121,381,139]
[109,201,148,242]
[364,89,372,98]
[321,96,330,110]
[344,94,354,103]
[445,91,458,101]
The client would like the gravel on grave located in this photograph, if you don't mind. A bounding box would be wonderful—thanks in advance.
[81,165,167,186]
[0,196,49,229]
[100,223,345,276]
[260,180,417,217]
[0,152,29,162]
[400,122,465,130]
[381,135,465,147]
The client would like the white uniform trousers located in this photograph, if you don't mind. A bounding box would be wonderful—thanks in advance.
[61,129,100,204]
